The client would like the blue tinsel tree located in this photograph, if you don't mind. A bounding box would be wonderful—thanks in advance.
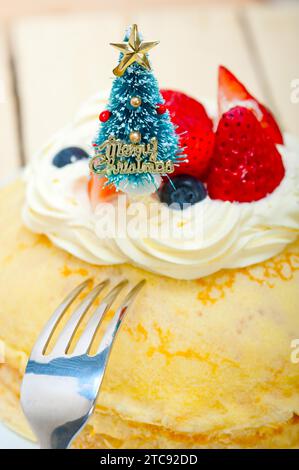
[94,26,182,193]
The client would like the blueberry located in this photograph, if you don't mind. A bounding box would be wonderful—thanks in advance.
[159,175,207,209]
[52,147,89,168]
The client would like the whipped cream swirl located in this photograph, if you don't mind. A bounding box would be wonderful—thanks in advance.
[23,92,299,280]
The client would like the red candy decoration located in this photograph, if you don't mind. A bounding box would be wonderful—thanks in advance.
[207,106,285,203]
[161,89,215,180]
[99,110,111,122]
[156,103,167,115]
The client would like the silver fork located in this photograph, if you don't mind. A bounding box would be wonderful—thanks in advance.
[20,278,145,449]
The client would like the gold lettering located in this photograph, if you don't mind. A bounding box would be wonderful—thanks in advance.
[92,135,174,177]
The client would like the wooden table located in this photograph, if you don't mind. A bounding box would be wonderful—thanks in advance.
[0,3,298,180]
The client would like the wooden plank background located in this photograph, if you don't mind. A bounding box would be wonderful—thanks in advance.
[0,3,298,177]
[246,4,299,135]
[0,27,20,179]
[0,1,262,21]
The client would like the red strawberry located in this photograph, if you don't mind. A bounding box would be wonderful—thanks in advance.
[161,89,215,180]
[218,66,283,144]
[207,106,285,203]
[88,173,117,208]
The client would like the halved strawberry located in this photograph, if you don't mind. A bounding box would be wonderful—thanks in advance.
[207,106,285,203]
[161,89,215,180]
[88,173,117,208]
[218,66,283,144]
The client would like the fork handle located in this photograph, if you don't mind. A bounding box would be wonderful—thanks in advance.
[39,415,89,449]
[38,429,72,449]
[39,436,71,449]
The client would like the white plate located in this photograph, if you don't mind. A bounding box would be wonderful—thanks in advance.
[0,422,38,449]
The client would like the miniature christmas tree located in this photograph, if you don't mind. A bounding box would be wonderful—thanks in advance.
[91,24,182,194]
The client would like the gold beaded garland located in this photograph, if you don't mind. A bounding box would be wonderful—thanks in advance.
[129,131,141,143]
[130,96,142,108]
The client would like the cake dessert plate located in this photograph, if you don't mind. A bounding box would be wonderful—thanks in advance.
[0,26,298,448]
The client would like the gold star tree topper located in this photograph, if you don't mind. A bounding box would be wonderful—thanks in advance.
[110,24,159,77]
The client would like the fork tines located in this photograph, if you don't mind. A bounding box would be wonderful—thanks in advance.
[30,278,145,360]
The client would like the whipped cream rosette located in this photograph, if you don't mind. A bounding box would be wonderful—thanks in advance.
[23,88,299,279]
